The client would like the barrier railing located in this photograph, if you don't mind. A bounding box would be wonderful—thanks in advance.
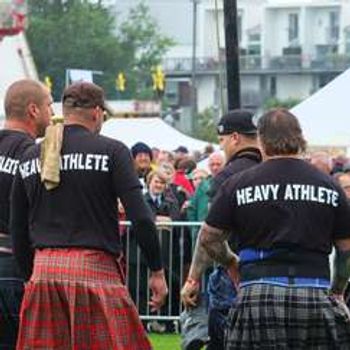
[120,221,202,322]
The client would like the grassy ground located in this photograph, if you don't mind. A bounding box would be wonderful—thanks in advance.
[149,333,181,350]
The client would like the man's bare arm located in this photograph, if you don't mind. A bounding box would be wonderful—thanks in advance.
[181,223,239,308]
[199,223,238,268]
[331,238,350,296]
[187,229,213,281]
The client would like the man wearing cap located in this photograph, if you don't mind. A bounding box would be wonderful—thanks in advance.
[181,109,262,349]
[208,109,262,199]
[10,81,168,349]
[0,79,53,349]
[131,141,154,192]
[174,145,189,162]
[184,108,350,349]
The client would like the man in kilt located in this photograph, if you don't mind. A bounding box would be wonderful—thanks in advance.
[182,109,262,349]
[182,108,350,349]
[0,79,53,349]
[10,82,168,349]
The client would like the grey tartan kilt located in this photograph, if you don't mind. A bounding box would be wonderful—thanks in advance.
[225,284,350,350]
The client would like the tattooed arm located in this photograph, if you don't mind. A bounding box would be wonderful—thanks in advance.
[330,238,350,299]
[199,223,238,267]
[181,223,239,308]
[180,225,214,308]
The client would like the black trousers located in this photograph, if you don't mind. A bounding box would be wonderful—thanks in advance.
[0,254,24,349]
[207,307,229,350]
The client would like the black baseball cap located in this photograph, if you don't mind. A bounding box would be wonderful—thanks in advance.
[217,109,257,135]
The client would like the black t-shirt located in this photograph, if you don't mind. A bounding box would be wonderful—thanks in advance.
[13,125,143,255]
[0,130,34,234]
[206,158,350,255]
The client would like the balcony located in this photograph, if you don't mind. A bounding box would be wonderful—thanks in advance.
[163,53,350,75]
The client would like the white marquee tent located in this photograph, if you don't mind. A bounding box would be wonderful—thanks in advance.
[0,33,38,118]
[291,68,350,148]
[101,117,211,152]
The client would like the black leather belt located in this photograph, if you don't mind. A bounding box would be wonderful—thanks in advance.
[240,262,330,281]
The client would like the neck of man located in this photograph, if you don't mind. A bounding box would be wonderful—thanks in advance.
[265,154,300,161]
[64,117,93,133]
[227,142,258,160]
[4,119,36,138]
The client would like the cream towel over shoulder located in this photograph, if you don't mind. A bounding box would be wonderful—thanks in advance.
[40,120,64,190]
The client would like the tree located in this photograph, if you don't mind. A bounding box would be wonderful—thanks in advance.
[193,107,219,143]
[26,1,174,100]
[263,97,301,110]
[117,3,174,100]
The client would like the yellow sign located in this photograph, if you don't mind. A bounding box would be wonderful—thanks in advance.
[44,76,52,92]
[116,72,126,92]
[152,66,165,92]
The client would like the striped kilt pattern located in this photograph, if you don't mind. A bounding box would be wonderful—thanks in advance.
[225,284,350,350]
[16,248,152,350]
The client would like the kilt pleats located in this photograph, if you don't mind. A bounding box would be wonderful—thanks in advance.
[16,248,152,350]
[225,284,350,350]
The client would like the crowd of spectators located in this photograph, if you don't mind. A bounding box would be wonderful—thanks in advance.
[123,140,350,333]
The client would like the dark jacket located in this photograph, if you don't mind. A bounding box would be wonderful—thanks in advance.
[144,191,181,221]
[208,147,262,201]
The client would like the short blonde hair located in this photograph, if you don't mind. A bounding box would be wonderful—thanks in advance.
[146,170,168,186]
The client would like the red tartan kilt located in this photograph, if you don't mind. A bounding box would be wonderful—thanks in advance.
[16,248,152,350]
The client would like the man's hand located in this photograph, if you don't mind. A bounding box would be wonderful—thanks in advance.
[156,215,172,222]
[328,293,350,320]
[331,293,346,304]
[180,278,200,308]
[148,269,168,312]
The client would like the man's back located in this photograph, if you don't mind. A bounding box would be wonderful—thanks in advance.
[214,158,345,254]
[18,124,140,255]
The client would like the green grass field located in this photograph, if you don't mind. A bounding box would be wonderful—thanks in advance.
[149,333,181,350]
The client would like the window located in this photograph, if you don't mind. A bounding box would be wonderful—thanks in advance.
[165,80,179,106]
[346,28,350,54]
[237,15,242,43]
[288,13,299,43]
[248,44,261,55]
[270,76,276,97]
[329,11,339,41]
[248,28,261,56]
[248,32,260,42]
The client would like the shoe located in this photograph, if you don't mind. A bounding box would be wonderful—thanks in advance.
[186,339,206,350]
[147,320,166,333]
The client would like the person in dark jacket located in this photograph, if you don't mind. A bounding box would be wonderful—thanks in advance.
[182,110,262,350]
[183,108,350,349]
[0,79,53,349]
[11,82,167,349]
[131,141,153,192]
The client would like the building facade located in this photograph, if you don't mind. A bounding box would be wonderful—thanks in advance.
[111,0,350,130]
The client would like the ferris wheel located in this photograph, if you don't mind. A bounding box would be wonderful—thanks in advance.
[0,0,27,41]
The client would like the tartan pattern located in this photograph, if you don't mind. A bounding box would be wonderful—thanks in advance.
[16,248,152,350]
[225,284,350,350]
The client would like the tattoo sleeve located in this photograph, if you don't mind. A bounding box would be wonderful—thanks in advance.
[199,223,238,268]
[331,248,350,295]
[188,231,213,281]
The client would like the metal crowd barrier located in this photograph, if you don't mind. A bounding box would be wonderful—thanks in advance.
[120,221,203,322]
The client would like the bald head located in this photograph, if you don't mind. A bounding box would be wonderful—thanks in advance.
[4,79,48,120]
[208,152,225,176]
